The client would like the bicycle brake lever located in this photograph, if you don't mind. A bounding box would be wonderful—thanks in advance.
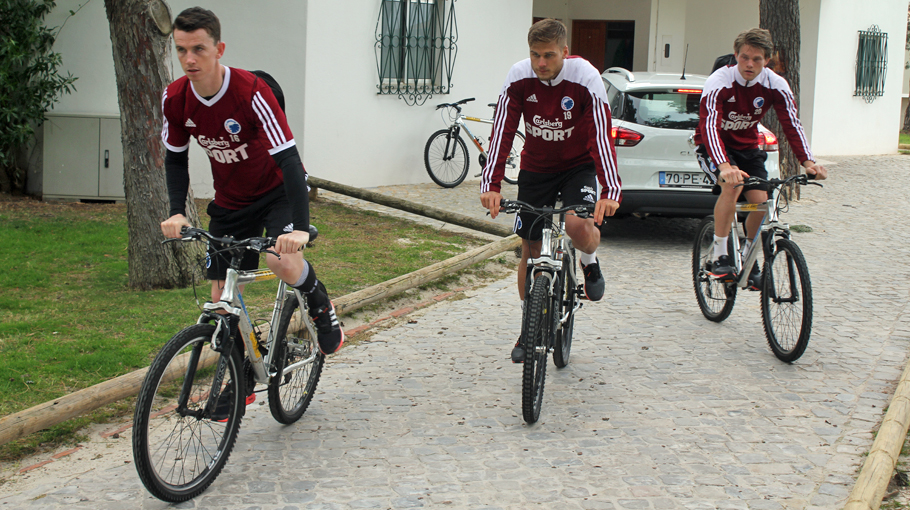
[265,249,280,259]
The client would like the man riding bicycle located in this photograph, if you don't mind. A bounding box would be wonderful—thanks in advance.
[159,7,343,355]
[479,19,622,363]
[694,28,827,288]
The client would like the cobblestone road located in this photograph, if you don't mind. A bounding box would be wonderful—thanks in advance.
[1,155,909,509]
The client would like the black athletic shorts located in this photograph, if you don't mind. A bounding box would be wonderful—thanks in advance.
[205,185,293,280]
[513,161,598,241]
[696,145,769,196]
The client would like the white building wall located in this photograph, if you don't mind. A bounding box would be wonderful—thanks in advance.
[681,0,759,77]
[647,0,687,74]
[533,0,651,72]
[809,0,907,155]
[302,0,532,187]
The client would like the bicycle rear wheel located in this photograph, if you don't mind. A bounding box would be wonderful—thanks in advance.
[692,216,736,322]
[133,324,244,502]
[553,246,577,368]
[502,131,525,185]
[424,129,469,188]
[268,294,325,424]
[522,273,552,424]
[761,238,812,362]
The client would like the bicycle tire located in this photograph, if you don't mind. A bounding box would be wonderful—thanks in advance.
[522,273,552,424]
[553,245,576,368]
[502,131,525,185]
[268,294,325,424]
[761,238,812,362]
[133,324,244,502]
[692,216,736,322]
[424,129,469,188]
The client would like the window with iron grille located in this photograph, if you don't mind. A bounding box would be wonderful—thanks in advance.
[854,25,888,103]
[375,0,458,106]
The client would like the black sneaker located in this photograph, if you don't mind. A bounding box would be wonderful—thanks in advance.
[747,263,762,291]
[582,260,605,301]
[511,339,525,363]
[710,254,735,280]
[211,389,255,422]
[310,301,344,354]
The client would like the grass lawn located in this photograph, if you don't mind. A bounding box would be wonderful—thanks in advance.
[900,132,910,146]
[0,194,499,460]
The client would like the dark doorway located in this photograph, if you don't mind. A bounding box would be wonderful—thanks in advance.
[571,20,634,73]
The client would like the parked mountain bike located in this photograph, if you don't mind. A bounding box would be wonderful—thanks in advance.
[692,173,822,362]
[498,198,592,424]
[424,97,525,188]
[132,226,324,502]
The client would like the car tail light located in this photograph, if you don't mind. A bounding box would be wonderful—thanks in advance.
[758,130,778,152]
[611,126,644,147]
[677,89,702,93]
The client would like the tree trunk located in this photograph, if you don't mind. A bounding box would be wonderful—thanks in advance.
[760,0,801,181]
[104,0,203,290]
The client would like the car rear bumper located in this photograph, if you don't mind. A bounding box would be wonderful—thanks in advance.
[616,189,716,218]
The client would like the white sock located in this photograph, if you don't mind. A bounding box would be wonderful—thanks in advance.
[579,251,597,266]
[713,235,728,258]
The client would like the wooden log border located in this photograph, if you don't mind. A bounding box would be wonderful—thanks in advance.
[308,176,514,238]
[844,357,910,510]
[0,235,521,447]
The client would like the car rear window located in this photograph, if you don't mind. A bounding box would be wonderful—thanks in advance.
[617,90,701,130]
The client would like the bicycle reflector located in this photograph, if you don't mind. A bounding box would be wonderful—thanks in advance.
[758,130,779,152]
[611,126,644,147]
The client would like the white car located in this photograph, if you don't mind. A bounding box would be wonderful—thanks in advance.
[601,67,779,218]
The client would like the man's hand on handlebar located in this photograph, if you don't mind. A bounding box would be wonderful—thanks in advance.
[802,160,828,180]
[481,191,503,219]
[593,198,619,225]
[718,162,750,186]
[274,229,310,255]
[161,214,192,239]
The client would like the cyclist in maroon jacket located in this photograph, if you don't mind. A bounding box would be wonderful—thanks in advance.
[694,28,827,287]
[480,19,622,363]
[159,7,342,354]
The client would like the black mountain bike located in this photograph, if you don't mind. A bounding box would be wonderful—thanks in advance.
[499,199,592,423]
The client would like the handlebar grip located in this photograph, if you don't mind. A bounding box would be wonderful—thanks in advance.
[308,225,319,242]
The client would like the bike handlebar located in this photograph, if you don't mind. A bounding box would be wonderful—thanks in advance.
[435,97,475,110]
[162,226,319,256]
[739,173,823,190]
[498,199,595,219]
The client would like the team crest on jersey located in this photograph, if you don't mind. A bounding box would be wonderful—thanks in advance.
[561,96,575,111]
[753,97,765,108]
[224,119,241,135]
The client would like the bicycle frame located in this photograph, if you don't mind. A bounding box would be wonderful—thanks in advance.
[729,184,790,289]
[526,209,582,330]
[200,267,320,385]
[447,114,492,156]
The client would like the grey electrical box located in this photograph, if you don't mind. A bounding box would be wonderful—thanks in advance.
[42,114,124,201]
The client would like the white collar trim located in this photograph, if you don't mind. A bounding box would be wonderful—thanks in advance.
[191,65,230,106]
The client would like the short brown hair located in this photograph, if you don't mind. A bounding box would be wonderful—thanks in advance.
[734,28,773,59]
[174,7,221,43]
[528,19,567,47]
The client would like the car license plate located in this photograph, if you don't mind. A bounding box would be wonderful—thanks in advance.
[659,171,711,189]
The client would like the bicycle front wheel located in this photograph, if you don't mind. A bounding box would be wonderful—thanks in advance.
[692,216,736,322]
[553,246,577,368]
[133,324,244,502]
[424,129,469,188]
[268,294,325,424]
[502,131,525,185]
[761,238,812,362]
[522,273,552,424]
